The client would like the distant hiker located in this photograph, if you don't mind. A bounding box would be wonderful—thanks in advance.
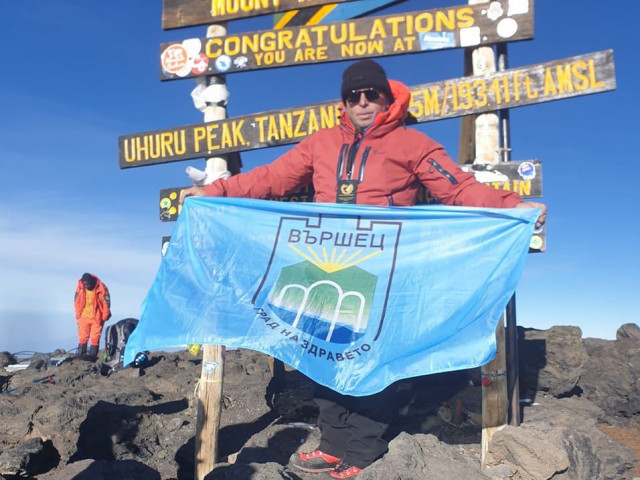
[74,273,111,361]
[180,59,547,478]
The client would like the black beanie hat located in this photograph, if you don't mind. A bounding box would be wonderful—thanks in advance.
[81,273,97,290]
[341,59,393,102]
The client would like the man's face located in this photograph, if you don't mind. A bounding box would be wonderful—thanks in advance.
[344,88,389,132]
[82,281,94,291]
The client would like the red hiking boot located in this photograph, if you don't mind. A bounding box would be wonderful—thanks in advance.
[289,450,341,473]
[330,462,363,478]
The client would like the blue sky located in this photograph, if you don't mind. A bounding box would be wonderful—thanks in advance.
[0,0,638,354]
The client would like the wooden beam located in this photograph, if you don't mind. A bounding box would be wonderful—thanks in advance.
[195,345,225,478]
[162,0,356,29]
[159,1,534,80]
[481,319,508,466]
[194,24,229,480]
[120,50,616,168]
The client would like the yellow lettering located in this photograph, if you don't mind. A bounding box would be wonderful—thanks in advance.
[205,38,222,58]
[393,37,406,52]
[161,132,174,157]
[123,138,136,163]
[512,72,524,101]
[341,43,354,56]
[260,31,277,51]
[456,7,474,28]
[309,25,328,45]
[588,59,605,88]
[206,125,220,151]
[254,116,268,142]
[193,127,206,152]
[232,120,245,146]
[320,105,338,129]
[279,112,293,139]
[348,22,367,42]
[293,111,306,137]
[308,109,319,134]
[221,123,233,148]
[329,23,348,44]
[267,115,279,141]
[370,19,387,39]
[295,27,312,48]
[435,10,455,31]
[316,46,328,60]
[225,36,240,56]
[472,79,487,107]
[555,64,574,93]
[524,76,538,99]
[424,86,440,115]
[385,16,404,37]
[543,68,557,96]
[517,180,531,197]
[571,61,589,90]
[414,13,434,33]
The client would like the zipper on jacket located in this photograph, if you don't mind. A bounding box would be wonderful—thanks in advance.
[345,133,362,179]
[336,144,348,180]
[387,195,394,206]
[428,158,458,185]
[357,146,372,181]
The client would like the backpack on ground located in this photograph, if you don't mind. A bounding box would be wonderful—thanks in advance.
[103,318,139,371]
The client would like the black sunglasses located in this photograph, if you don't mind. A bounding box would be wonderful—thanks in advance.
[347,88,381,105]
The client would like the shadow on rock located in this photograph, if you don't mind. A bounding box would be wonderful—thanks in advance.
[69,399,188,463]
[174,410,286,479]
[70,459,161,479]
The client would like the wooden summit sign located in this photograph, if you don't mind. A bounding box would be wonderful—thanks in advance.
[159,0,534,80]
[158,160,542,223]
[163,0,356,29]
[120,50,615,168]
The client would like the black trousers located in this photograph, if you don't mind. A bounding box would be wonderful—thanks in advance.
[315,383,399,469]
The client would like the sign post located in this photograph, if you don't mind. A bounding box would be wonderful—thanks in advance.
[193,24,229,480]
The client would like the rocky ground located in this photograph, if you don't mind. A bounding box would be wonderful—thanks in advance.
[0,323,638,480]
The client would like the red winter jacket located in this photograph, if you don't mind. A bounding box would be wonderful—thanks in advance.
[74,276,111,322]
[204,79,521,208]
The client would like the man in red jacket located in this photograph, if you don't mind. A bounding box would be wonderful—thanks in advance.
[74,273,111,361]
[180,60,546,478]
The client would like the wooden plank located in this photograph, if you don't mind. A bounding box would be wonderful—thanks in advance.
[120,50,615,169]
[460,159,542,198]
[159,161,546,251]
[159,1,534,80]
[158,162,539,222]
[195,345,224,478]
[481,319,508,467]
[163,0,355,29]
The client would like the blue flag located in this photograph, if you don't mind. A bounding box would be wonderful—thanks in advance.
[125,198,538,396]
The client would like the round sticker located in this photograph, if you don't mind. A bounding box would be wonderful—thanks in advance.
[203,361,218,374]
[496,18,518,38]
[518,161,536,180]
[161,44,189,74]
[160,197,171,209]
[530,235,543,250]
[192,53,209,75]
[214,55,232,72]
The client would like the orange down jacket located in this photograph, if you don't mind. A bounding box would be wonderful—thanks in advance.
[203,79,522,208]
[74,277,111,322]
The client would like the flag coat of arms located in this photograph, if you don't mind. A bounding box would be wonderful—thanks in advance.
[125,197,539,396]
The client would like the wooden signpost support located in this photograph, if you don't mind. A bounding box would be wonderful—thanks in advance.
[193,24,229,480]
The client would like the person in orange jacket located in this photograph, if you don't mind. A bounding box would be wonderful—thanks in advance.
[74,273,111,361]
